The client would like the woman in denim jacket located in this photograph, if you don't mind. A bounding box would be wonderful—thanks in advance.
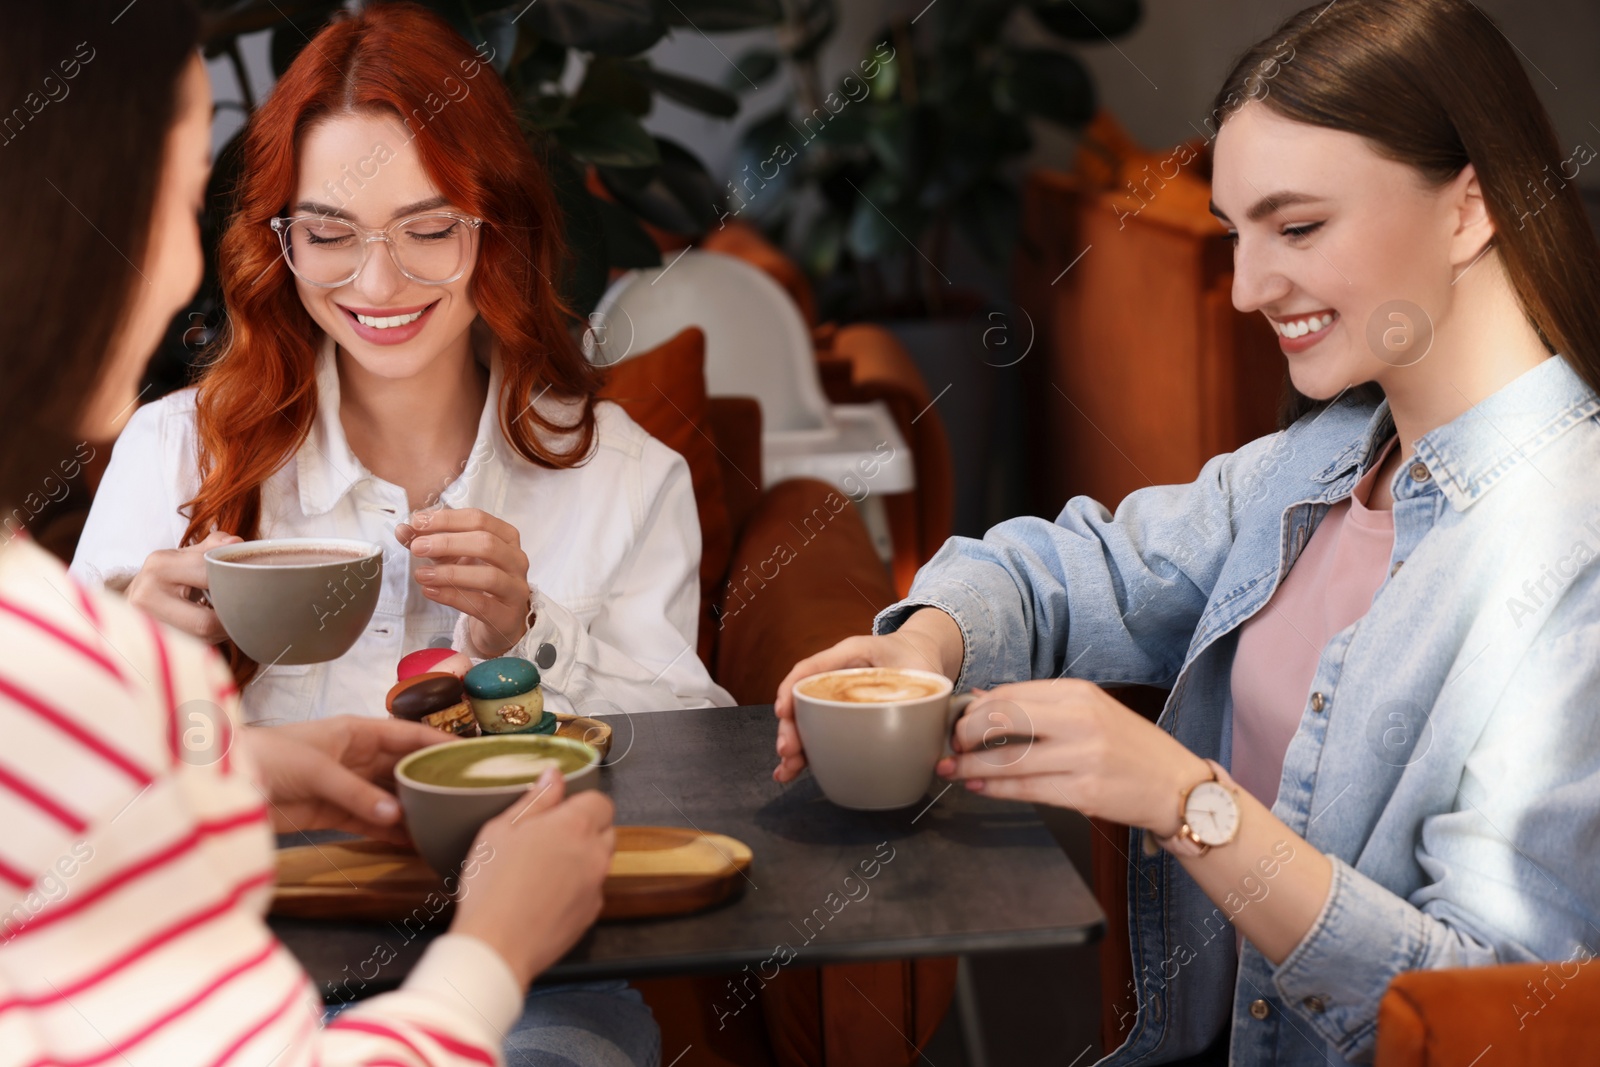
[774,1,1600,1063]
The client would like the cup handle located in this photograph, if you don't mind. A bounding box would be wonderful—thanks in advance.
[942,691,977,758]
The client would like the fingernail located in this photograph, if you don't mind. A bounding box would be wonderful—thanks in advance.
[412,537,432,554]
[375,797,399,821]
[415,567,436,581]
[936,758,954,777]
[966,780,985,792]
[423,586,440,596]
[414,512,431,528]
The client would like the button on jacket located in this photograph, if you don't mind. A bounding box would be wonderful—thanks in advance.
[71,336,733,724]
[877,357,1600,1065]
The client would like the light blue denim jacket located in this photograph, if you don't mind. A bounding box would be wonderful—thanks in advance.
[877,357,1600,1065]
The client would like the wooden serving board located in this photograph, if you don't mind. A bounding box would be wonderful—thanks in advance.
[553,713,612,759]
[271,827,751,923]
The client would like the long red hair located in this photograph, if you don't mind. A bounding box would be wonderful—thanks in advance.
[185,3,602,681]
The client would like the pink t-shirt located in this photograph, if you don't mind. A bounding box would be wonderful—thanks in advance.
[1229,439,1398,808]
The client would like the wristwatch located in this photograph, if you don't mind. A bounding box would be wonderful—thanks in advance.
[1160,759,1241,857]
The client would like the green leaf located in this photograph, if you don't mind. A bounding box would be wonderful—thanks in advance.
[800,212,845,277]
[266,2,342,79]
[953,179,1020,265]
[730,110,808,223]
[724,49,781,91]
[513,34,571,87]
[518,0,666,55]
[994,48,1096,127]
[1030,0,1142,40]
[928,0,1016,46]
[845,174,922,262]
[555,105,663,167]
[544,150,609,317]
[788,0,839,62]
[596,197,664,268]
[200,0,348,47]
[599,138,723,236]
[864,104,935,187]
[660,0,784,32]
[407,0,482,44]
[633,64,741,118]
[576,56,653,116]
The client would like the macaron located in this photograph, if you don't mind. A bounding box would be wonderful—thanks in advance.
[386,672,465,721]
[463,656,541,699]
[397,647,456,680]
[463,656,551,734]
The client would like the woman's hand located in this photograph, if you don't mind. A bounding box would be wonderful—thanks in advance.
[244,715,449,844]
[125,530,241,643]
[772,607,964,783]
[397,507,532,657]
[938,678,1211,835]
[451,769,616,988]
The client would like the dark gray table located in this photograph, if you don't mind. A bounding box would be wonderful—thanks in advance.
[270,705,1103,999]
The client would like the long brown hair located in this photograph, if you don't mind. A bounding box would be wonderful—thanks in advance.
[0,1,199,528]
[186,3,603,681]
[1213,0,1600,427]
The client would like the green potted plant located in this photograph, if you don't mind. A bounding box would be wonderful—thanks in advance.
[721,0,1141,535]
[724,0,1141,321]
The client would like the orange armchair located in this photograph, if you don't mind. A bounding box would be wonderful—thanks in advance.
[1376,960,1600,1065]
[701,222,954,598]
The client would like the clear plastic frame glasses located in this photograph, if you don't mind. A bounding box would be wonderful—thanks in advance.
[269,211,484,288]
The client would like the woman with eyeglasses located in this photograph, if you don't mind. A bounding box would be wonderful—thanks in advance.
[71,2,731,726]
[2,2,663,1064]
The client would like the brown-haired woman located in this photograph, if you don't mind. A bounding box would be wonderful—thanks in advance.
[71,2,731,724]
[775,2,1600,1064]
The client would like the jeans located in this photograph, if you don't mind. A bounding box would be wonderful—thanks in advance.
[323,979,660,1066]
[507,980,661,1067]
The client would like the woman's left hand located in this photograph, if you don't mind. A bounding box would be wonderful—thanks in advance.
[397,507,532,657]
[939,678,1211,835]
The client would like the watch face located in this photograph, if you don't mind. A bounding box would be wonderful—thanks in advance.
[1185,781,1239,846]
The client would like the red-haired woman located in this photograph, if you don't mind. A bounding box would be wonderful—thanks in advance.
[71,3,731,728]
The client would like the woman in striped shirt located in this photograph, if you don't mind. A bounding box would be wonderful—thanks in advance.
[0,3,651,1064]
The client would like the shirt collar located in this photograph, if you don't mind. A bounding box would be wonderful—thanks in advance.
[1415,356,1599,510]
[296,330,505,517]
[1310,357,1598,508]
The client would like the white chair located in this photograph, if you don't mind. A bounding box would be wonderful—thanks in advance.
[586,251,913,560]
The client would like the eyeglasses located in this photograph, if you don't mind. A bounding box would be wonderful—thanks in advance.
[269,211,484,288]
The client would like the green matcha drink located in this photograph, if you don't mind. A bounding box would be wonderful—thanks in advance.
[403,736,591,788]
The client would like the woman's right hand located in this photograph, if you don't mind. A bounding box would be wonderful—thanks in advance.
[772,607,965,783]
[450,769,616,988]
[125,530,242,643]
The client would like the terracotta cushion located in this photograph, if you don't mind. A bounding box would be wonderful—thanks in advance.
[598,327,731,667]
[1377,961,1600,1065]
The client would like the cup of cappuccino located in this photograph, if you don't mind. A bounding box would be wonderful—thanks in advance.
[204,538,383,665]
[792,667,973,810]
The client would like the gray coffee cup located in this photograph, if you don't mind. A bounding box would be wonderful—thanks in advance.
[395,734,602,875]
[793,667,975,811]
[204,538,383,666]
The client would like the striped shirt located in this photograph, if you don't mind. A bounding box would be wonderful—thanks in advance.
[0,539,523,1066]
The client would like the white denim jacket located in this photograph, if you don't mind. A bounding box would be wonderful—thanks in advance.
[71,335,733,724]
[878,356,1600,1065]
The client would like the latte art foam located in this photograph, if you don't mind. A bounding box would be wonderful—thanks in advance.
[799,669,946,704]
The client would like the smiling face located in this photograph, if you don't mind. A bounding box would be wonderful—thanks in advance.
[1211,102,1479,401]
[290,110,479,379]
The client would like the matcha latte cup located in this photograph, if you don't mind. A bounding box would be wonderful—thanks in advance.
[395,733,601,875]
